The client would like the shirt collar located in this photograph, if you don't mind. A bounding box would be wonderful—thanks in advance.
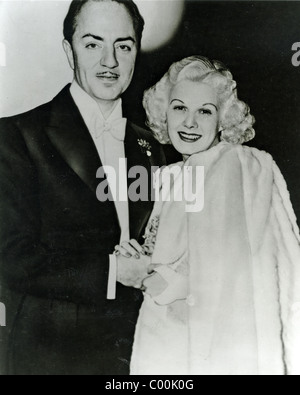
[70,80,124,132]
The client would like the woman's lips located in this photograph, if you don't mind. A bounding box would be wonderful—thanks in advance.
[178,132,202,143]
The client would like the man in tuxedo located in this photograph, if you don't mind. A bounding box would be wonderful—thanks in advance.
[0,0,165,375]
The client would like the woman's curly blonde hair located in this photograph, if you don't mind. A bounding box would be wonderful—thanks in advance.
[143,56,255,145]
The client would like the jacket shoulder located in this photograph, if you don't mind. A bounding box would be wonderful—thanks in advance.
[0,103,46,130]
[0,102,52,157]
[0,85,71,133]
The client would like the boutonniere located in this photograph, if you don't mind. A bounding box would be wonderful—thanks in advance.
[137,139,152,157]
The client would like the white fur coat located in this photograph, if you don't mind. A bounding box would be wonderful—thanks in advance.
[131,142,300,375]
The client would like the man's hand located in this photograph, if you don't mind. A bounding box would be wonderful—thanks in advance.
[116,253,151,289]
[115,239,151,289]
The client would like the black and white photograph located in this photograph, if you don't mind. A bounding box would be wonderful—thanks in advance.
[0,0,300,377]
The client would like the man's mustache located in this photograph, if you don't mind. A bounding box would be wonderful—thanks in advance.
[96,71,120,78]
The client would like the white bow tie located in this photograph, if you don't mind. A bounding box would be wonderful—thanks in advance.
[94,118,127,142]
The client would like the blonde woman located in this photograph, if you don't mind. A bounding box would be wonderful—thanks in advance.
[116,56,300,375]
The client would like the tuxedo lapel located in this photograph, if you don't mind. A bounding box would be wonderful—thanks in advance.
[44,87,155,242]
[45,86,102,194]
[125,122,155,241]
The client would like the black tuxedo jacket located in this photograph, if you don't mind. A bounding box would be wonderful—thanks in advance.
[0,85,166,375]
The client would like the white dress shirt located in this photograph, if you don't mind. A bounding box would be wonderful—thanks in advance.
[70,80,129,299]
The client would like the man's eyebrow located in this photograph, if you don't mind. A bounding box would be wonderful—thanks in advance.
[82,34,136,44]
[82,34,103,41]
[115,37,136,44]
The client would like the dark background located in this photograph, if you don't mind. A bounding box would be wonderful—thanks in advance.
[124,0,300,223]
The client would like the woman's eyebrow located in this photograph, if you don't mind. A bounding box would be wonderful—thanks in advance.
[203,103,218,111]
[170,99,185,104]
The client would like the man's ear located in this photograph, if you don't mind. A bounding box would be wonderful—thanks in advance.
[63,39,75,70]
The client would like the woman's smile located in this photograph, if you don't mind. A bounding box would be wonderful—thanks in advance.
[178,132,202,143]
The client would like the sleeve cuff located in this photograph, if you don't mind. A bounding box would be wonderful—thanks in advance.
[152,265,188,306]
[107,254,117,300]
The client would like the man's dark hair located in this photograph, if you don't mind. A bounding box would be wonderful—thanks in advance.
[63,0,145,49]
